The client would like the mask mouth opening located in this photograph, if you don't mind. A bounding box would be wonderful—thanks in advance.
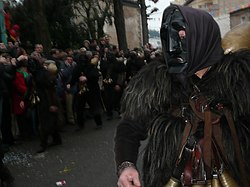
[161,7,188,74]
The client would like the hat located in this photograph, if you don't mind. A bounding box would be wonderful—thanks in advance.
[47,63,57,75]
[83,40,90,45]
[44,60,56,65]
[12,24,20,31]
[90,57,99,65]
[80,47,87,52]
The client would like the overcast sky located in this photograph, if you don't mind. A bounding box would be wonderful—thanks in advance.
[146,0,171,31]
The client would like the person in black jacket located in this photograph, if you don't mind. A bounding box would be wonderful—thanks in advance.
[0,53,15,147]
[28,58,62,153]
[125,50,145,83]
[68,52,103,130]
[100,52,126,119]
[0,54,15,186]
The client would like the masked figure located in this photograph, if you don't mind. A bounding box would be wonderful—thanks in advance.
[114,4,250,187]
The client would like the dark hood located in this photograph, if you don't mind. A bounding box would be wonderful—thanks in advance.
[161,5,224,76]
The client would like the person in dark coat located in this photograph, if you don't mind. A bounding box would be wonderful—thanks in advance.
[68,53,103,130]
[0,53,15,146]
[12,55,32,140]
[125,50,145,83]
[0,54,15,185]
[29,58,62,153]
[100,52,126,119]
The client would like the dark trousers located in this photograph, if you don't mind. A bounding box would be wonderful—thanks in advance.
[113,88,123,113]
[74,90,103,127]
[0,98,14,145]
[103,85,115,117]
[40,130,62,149]
[16,112,33,140]
[38,106,62,149]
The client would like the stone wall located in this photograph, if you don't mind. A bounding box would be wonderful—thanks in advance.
[104,5,143,50]
[214,14,230,37]
[230,8,250,28]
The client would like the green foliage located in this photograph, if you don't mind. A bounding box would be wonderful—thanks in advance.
[44,0,83,49]
[9,0,112,50]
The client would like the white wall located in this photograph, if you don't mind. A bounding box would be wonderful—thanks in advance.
[214,14,231,37]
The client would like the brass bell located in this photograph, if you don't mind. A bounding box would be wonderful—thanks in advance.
[219,170,239,187]
[163,177,180,187]
[212,173,222,187]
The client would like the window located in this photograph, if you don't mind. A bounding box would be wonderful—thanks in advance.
[241,16,246,23]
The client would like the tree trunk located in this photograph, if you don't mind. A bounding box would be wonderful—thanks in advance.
[27,0,51,51]
[97,19,105,39]
[139,0,149,45]
[113,0,128,52]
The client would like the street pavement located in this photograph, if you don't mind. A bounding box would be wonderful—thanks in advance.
[3,115,122,187]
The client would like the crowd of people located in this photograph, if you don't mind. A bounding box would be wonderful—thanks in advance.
[0,35,161,185]
[1,3,250,187]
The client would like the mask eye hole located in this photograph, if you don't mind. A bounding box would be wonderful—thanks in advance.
[172,21,185,31]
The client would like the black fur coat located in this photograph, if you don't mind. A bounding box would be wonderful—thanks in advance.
[114,50,250,187]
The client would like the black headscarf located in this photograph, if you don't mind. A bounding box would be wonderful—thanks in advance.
[162,5,224,77]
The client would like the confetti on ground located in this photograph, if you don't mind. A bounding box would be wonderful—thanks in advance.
[3,151,33,167]
[59,166,72,174]
[33,152,47,159]
[56,180,66,186]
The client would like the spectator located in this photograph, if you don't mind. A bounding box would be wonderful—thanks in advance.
[31,59,62,153]
[30,44,47,65]
[0,52,16,147]
[12,54,32,140]
[60,55,77,125]
[100,52,126,120]
[68,53,103,130]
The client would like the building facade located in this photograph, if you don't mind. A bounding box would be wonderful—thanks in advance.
[104,1,143,50]
[171,0,250,36]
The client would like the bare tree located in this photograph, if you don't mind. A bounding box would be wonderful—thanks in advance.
[139,0,149,45]
[25,0,51,50]
[73,0,113,40]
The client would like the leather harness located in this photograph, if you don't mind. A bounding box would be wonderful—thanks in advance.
[169,92,249,186]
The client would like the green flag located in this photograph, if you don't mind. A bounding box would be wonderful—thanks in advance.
[0,0,7,45]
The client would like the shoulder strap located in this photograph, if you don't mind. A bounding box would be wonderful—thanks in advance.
[203,109,212,179]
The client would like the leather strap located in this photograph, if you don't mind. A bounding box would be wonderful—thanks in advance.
[179,120,192,153]
[203,109,212,179]
[212,122,228,167]
[174,120,192,179]
[173,135,196,183]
